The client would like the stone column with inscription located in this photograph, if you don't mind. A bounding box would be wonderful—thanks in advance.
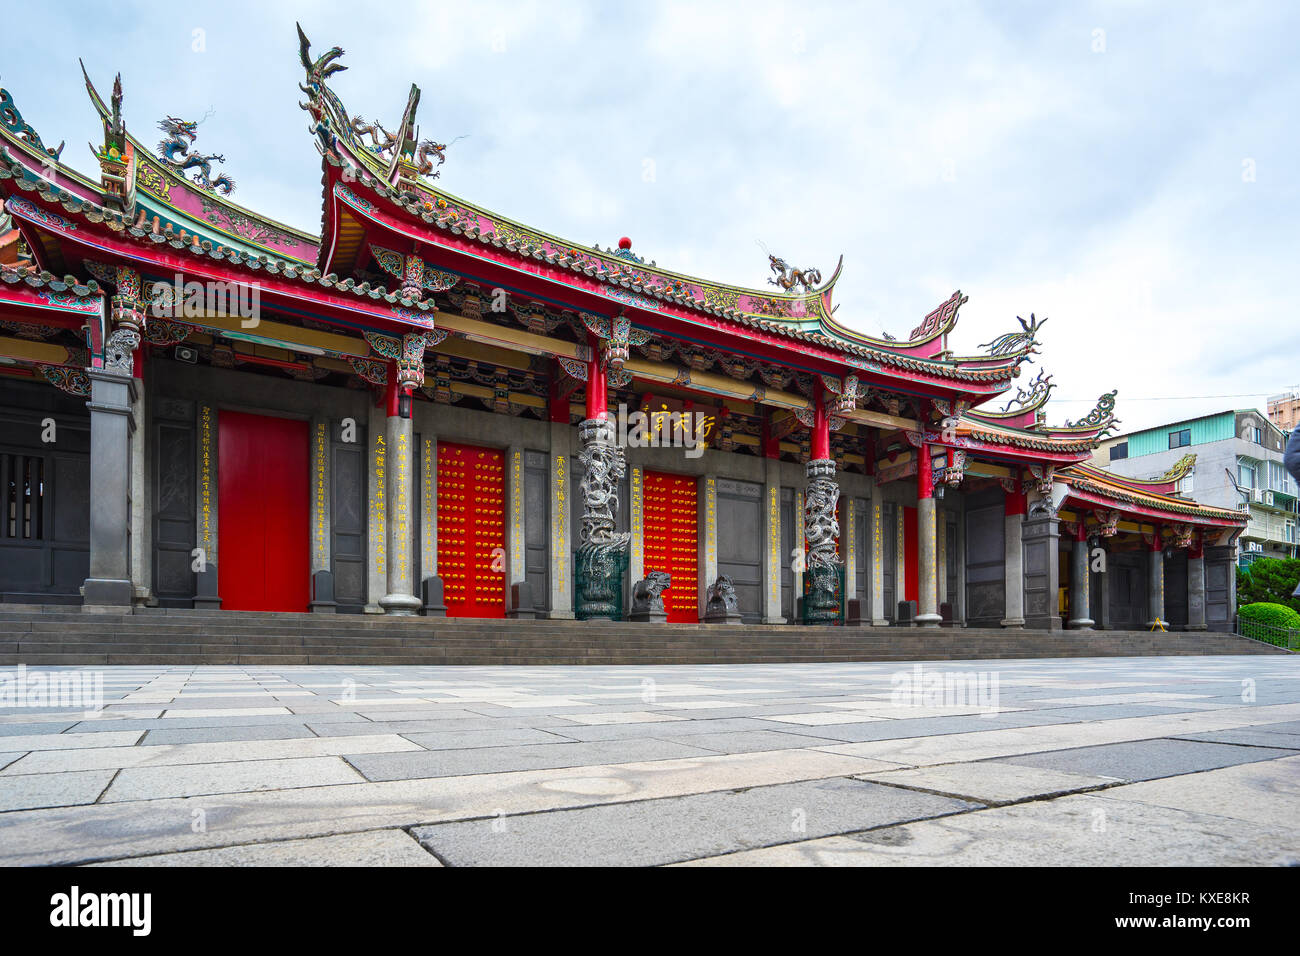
[309,416,334,611]
[548,419,575,619]
[916,444,941,628]
[380,349,422,615]
[761,456,784,624]
[870,497,888,626]
[365,402,387,613]
[697,475,718,622]
[193,403,221,609]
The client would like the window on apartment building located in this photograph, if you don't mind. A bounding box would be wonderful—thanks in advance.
[1239,463,1257,488]
[1110,442,1128,461]
[1168,429,1191,449]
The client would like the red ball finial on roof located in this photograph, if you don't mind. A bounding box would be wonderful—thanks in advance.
[618,237,632,250]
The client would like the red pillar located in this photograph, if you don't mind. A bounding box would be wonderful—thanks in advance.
[1004,471,1027,515]
[586,335,607,421]
[917,443,933,499]
[811,387,830,460]
[384,360,400,417]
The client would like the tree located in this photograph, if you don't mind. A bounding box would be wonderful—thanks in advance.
[1236,557,1300,613]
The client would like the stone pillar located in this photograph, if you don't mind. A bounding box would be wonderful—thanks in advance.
[1094,540,1112,630]
[1001,479,1026,628]
[1021,512,1062,630]
[1067,522,1093,629]
[309,417,334,612]
[420,433,437,598]
[380,391,420,615]
[628,465,645,587]
[870,497,888,626]
[83,368,137,607]
[194,402,220,609]
[916,444,941,628]
[547,420,574,619]
[698,475,718,621]
[1147,529,1166,629]
[84,279,145,609]
[507,445,526,603]
[364,401,387,613]
[762,457,784,624]
[843,497,858,607]
[129,350,151,604]
[1186,536,1207,631]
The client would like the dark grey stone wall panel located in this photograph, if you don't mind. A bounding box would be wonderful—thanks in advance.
[331,422,368,612]
[524,450,549,611]
[718,478,762,623]
[152,420,195,605]
[964,503,1004,626]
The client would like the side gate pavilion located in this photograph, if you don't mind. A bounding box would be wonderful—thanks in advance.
[0,27,1245,633]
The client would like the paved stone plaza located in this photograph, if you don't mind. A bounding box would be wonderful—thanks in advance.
[0,655,1297,866]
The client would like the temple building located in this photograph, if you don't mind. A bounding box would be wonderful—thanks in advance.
[0,27,1247,633]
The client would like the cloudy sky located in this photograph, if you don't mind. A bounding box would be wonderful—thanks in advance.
[7,1,1296,433]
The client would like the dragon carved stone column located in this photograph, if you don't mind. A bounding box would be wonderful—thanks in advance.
[83,267,146,607]
[575,338,630,619]
[803,388,843,624]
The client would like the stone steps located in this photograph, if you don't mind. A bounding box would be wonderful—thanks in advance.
[0,607,1286,665]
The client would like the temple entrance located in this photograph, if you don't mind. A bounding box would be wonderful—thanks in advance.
[217,410,309,612]
[436,442,504,618]
[642,470,698,623]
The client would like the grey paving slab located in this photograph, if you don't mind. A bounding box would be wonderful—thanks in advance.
[91,830,441,867]
[655,730,841,754]
[345,738,719,781]
[997,738,1295,783]
[101,755,366,802]
[536,717,799,742]
[413,777,978,866]
[141,724,320,746]
[854,763,1120,805]
[0,753,22,771]
[1171,729,1300,750]
[398,728,577,751]
[678,793,1300,867]
[0,721,78,736]
[0,770,116,812]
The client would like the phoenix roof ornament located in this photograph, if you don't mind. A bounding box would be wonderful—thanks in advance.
[297,22,346,87]
[980,313,1047,358]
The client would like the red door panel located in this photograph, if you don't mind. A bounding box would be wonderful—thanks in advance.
[218,411,309,612]
[437,442,505,618]
[643,471,698,623]
[904,505,918,604]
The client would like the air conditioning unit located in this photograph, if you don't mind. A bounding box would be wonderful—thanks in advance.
[1246,541,1264,553]
[1264,491,1276,507]
[1251,488,1264,503]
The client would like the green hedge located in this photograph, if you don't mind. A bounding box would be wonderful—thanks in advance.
[1236,558,1300,613]
[1238,602,1300,645]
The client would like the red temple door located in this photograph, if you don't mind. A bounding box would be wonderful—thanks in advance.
[642,471,698,623]
[436,442,505,618]
[217,410,310,612]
